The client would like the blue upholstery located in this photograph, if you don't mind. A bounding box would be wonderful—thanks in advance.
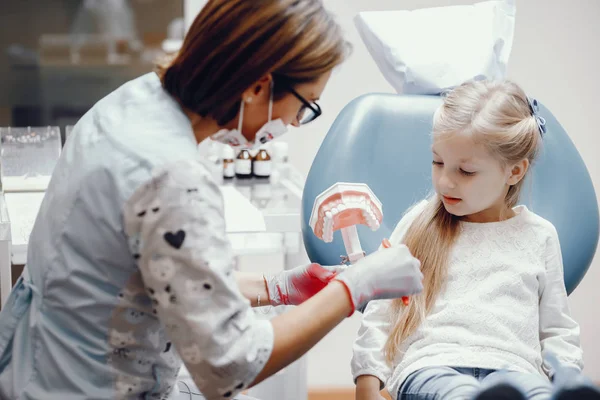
[301,94,599,294]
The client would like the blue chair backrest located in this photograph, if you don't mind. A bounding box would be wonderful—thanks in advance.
[301,94,599,294]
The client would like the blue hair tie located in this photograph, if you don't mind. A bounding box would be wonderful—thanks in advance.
[527,96,547,136]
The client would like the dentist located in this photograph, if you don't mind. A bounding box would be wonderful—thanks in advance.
[0,1,423,399]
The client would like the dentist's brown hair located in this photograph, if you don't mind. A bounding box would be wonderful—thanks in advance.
[158,0,349,125]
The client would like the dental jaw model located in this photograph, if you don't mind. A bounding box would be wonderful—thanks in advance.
[310,183,383,264]
[309,182,409,306]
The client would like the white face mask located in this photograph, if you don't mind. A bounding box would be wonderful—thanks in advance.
[211,85,288,150]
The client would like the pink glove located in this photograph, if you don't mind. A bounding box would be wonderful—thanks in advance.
[264,263,344,306]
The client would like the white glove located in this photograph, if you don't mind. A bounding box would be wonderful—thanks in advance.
[265,263,345,306]
[334,244,423,312]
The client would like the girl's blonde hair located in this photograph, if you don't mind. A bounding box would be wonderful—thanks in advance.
[384,80,544,364]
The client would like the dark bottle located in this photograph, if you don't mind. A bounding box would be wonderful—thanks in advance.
[252,145,272,179]
[235,148,252,179]
[222,146,235,180]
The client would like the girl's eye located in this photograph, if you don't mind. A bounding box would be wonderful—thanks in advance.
[432,161,443,166]
[460,169,476,176]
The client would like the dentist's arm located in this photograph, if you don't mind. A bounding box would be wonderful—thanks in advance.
[253,245,423,386]
[237,202,429,309]
[123,160,422,400]
[234,271,269,307]
[252,280,351,384]
[235,263,344,307]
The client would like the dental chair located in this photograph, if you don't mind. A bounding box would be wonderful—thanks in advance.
[301,93,599,295]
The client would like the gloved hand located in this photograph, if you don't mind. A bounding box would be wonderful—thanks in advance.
[334,244,423,313]
[265,263,345,306]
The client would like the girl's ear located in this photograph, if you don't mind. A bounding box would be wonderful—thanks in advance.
[507,159,529,186]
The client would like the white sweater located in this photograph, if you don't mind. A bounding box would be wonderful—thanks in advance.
[351,201,583,399]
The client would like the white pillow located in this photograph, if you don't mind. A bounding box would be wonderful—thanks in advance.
[354,0,516,95]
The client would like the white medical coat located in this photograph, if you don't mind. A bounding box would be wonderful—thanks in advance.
[0,73,273,400]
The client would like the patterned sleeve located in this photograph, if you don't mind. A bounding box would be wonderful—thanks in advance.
[123,159,273,400]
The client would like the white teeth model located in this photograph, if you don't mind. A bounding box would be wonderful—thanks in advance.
[309,182,384,265]
[309,182,383,244]
[308,181,404,302]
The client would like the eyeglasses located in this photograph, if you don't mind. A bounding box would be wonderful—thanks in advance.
[285,86,322,125]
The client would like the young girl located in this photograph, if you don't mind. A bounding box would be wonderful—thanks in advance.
[352,80,599,400]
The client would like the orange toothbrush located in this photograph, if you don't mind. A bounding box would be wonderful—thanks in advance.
[381,238,410,306]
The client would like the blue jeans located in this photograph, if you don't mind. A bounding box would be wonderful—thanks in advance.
[398,366,552,400]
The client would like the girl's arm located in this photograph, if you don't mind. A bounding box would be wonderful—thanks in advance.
[538,226,583,378]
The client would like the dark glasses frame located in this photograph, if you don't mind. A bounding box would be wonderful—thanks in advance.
[285,86,322,125]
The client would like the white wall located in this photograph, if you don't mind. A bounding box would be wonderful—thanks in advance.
[183,0,207,32]
[275,0,600,388]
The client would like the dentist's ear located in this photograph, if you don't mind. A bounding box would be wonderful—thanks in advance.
[507,159,530,185]
[242,74,273,104]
